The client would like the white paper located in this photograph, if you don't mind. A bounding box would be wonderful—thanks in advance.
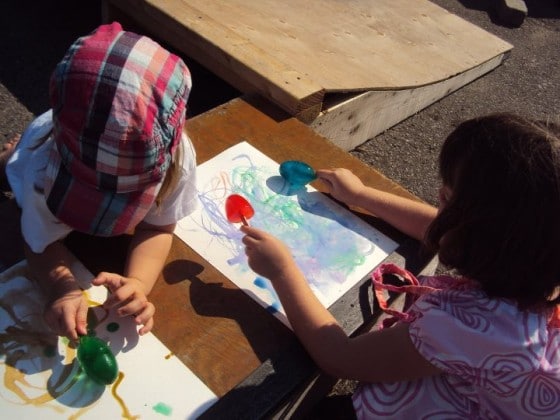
[175,141,398,326]
[0,260,217,419]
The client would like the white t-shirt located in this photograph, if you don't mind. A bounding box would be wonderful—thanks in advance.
[6,110,198,253]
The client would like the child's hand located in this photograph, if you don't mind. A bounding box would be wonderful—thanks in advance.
[241,226,297,281]
[43,288,89,340]
[92,273,156,335]
[316,168,366,206]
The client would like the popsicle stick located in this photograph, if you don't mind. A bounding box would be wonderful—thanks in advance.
[240,214,249,226]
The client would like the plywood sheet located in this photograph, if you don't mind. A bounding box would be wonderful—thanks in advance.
[172,0,510,89]
[105,0,512,118]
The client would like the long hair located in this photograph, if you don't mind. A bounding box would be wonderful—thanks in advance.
[425,113,560,309]
[155,139,183,207]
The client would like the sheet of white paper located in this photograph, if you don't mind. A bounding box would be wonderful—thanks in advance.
[0,260,217,419]
[175,141,398,326]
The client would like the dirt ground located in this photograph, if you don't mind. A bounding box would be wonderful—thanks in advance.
[1,0,559,418]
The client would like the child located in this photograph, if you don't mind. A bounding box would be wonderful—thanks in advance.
[0,23,197,341]
[241,113,560,418]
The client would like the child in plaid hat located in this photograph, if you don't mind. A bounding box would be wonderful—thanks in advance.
[1,22,197,340]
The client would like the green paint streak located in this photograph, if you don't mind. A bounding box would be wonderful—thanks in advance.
[153,402,173,416]
[106,322,120,332]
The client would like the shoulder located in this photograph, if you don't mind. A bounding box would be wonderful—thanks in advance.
[408,283,550,371]
[20,183,72,253]
[7,111,55,204]
[8,110,53,160]
[21,110,54,145]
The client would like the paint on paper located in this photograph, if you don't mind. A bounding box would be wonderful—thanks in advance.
[0,260,217,419]
[175,142,398,326]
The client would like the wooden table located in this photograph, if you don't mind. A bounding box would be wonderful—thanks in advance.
[0,96,435,418]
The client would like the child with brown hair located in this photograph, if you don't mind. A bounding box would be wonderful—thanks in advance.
[242,113,560,418]
[0,22,197,341]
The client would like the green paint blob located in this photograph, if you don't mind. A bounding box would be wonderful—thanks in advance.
[106,322,120,332]
[153,402,173,416]
[77,335,118,385]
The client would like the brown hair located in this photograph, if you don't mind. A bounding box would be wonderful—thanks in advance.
[425,113,560,309]
[155,139,183,207]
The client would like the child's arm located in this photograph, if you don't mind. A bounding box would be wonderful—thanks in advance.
[317,168,437,241]
[92,221,175,335]
[24,241,89,340]
[241,226,442,383]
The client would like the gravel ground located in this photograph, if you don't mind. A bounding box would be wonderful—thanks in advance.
[1,0,559,418]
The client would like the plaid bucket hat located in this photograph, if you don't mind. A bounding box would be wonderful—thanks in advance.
[44,22,191,236]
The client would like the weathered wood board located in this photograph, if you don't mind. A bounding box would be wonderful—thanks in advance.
[103,0,512,150]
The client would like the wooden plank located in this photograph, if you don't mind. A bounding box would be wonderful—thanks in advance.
[104,0,512,121]
[311,54,508,150]
[103,0,325,120]
[168,0,512,90]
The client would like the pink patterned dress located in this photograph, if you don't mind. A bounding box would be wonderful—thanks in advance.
[352,264,560,419]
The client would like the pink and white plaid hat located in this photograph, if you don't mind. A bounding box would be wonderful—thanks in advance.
[44,22,191,236]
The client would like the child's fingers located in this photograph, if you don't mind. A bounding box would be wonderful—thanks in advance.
[315,168,333,178]
[240,227,270,250]
[43,311,65,338]
[44,296,88,340]
[315,169,336,189]
[240,225,264,237]
[137,316,154,336]
[92,271,124,291]
[59,308,78,340]
[134,302,155,325]
[114,294,149,317]
[117,300,155,335]
[103,284,144,312]
[76,299,89,336]
[315,168,339,179]
[241,234,259,248]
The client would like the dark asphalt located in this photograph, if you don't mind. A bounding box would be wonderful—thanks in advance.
[354,0,560,205]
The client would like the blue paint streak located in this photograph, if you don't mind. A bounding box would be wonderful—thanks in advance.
[254,277,281,312]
